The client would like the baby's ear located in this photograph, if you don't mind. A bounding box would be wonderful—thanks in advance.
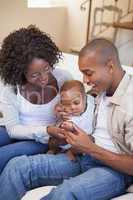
[0,112,3,118]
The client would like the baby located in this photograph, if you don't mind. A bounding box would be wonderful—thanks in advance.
[48,80,94,160]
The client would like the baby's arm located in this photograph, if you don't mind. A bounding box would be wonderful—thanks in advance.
[54,103,70,120]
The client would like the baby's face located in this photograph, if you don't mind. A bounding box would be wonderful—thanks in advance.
[60,88,85,116]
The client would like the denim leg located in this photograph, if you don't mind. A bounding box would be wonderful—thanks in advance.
[0,126,12,147]
[42,155,129,200]
[0,141,48,174]
[0,153,80,200]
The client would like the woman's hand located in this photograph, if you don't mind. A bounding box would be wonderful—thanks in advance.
[47,125,66,140]
[62,123,95,154]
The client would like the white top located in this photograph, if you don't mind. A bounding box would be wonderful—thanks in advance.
[17,90,59,126]
[0,68,72,142]
[93,93,119,153]
[70,95,94,134]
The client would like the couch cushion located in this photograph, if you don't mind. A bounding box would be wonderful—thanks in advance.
[22,186,133,200]
[111,193,133,200]
[22,186,56,200]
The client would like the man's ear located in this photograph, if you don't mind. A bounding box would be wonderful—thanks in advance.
[107,58,114,74]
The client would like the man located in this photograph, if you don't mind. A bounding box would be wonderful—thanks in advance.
[0,38,133,200]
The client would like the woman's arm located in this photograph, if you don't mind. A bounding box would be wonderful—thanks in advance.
[7,120,65,144]
[0,102,51,142]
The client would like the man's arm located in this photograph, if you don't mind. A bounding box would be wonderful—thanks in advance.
[87,144,133,175]
[63,122,133,175]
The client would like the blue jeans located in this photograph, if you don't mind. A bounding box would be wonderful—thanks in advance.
[0,126,48,174]
[0,153,132,200]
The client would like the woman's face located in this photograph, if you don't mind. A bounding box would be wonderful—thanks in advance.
[25,58,52,88]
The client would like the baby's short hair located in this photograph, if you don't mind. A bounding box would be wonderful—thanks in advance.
[60,80,86,98]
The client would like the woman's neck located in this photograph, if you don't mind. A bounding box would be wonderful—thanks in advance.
[20,74,59,104]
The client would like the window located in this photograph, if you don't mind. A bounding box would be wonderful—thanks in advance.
[28,0,66,8]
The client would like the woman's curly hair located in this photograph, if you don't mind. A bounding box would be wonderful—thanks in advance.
[0,25,62,85]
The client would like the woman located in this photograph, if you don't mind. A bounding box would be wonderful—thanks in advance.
[0,25,72,173]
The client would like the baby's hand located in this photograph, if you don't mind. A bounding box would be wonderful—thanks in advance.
[60,121,74,132]
[54,103,63,118]
[54,103,70,120]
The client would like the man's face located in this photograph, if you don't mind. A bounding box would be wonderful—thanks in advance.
[60,88,85,116]
[78,52,113,96]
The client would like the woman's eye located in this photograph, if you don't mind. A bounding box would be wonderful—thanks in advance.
[45,66,48,71]
[31,73,39,78]
[44,65,50,72]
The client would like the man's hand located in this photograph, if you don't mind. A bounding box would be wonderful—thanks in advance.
[62,123,95,154]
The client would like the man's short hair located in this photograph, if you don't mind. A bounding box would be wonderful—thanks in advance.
[79,38,120,65]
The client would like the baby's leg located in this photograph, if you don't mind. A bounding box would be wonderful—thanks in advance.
[66,149,77,161]
[48,137,61,154]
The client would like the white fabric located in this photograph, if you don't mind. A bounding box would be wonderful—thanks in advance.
[93,93,119,153]
[71,95,94,134]
[0,68,72,141]
[22,186,56,200]
[17,88,59,126]
[22,187,133,200]
[61,95,95,150]
[111,193,133,200]
[17,68,72,126]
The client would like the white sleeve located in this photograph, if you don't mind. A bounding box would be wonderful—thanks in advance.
[7,124,49,143]
[1,103,50,143]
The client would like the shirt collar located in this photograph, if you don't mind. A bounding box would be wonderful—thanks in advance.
[109,73,130,105]
[95,73,131,106]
